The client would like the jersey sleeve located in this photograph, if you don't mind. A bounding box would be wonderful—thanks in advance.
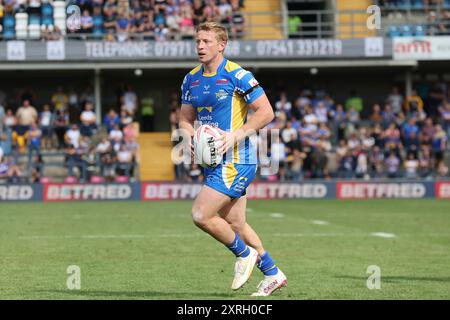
[234,69,265,104]
[180,74,192,105]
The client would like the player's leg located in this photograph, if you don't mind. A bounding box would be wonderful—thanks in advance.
[218,195,265,255]
[192,185,258,290]
[218,195,287,296]
[191,185,235,244]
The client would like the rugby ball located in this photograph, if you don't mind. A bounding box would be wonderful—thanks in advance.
[194,124,223,167]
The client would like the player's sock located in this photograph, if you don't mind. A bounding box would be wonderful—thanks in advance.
[257,251,279,276]
[226,233,250,258]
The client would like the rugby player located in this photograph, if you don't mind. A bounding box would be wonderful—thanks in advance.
[179,22,287,296]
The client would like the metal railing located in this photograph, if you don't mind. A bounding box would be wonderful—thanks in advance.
[1,6,450,41]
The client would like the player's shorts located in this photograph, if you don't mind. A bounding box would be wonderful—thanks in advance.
[204,163,257,199]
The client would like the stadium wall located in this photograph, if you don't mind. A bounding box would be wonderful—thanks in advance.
[1,181,449,202]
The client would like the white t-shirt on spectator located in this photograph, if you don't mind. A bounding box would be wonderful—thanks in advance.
[123,92,137,114]
[117,150,132,163]
[304,114,318,131]
[271,142,286,162]
[275,100,292,112]
[81,110,96,124]
[315,106,328,123]
[66,129,80,148]
[40,111,52,126]
[109,129,123,141]
[281,127,297,143]
[96,141,111,153]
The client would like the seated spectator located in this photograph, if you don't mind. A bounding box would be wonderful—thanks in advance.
[155,23,170,41]
[0,156,21,184]
[26,122,42,166]
[438,100,450,137]
[404,89,424,116]
[119,109,133,129]
[166,10,182,40]
[230,1,245,39]
[131,10,146,34]
[188,164,203,183]
[109,123,124,149]
[385,151,401,178]
[180,4,195,39]
[51,87,69,112]
[64,143,88,182]
[419,117,436,146]
[116,10,131,42]
[386,86,403,115]
[193,0,206,26]
[3,109,16,128]
[431,124,447,163]
[275,92,292,115]
[80,9,94,34]
[116,143,134,177]
[80,102,97,137]
[404,153,419,180]
[65,124,81,149]
[103,109,120,133]
[369,103,382,124]
[218,0,232,25]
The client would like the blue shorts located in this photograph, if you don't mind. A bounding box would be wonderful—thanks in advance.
[204,163,257,199]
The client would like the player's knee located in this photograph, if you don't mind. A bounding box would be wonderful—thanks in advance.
[192,209,208,228]
[229,221,245,234]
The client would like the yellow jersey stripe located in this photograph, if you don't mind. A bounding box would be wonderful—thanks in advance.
[222,163,238,189]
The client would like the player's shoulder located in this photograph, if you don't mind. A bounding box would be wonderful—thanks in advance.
[223,59,253,81]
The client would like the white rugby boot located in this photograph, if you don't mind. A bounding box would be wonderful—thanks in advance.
[251,269,287,297]
[231,246,258,290]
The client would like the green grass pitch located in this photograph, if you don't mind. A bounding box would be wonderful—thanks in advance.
[0,199,449,299]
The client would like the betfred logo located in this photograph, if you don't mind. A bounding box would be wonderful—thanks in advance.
[0,185,34,201]
[393,38,432,60]
[44,184,133,201]
[436,182,450,199]
[337,182,426,199]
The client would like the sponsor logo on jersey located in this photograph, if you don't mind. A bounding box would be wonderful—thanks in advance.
[190,80,200,88]
[215,89,228,101]
[216,79,228,85]
[203,84,210,94]
[248,78,259,87]
[197,106,213,113]
[235,69,250,80]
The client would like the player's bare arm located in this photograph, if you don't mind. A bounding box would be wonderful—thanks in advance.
[217,93,274,155]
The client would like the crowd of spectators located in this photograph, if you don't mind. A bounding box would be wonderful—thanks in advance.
[172,82,450,182]
[0,0,247,41]
[0,86,140,183]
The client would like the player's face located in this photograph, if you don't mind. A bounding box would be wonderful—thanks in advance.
[195,30,225,64]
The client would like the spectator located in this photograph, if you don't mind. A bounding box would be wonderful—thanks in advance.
[116,10,130,42]
[80,102,97,137]
[39,104,54,150]
[369,103,382,124]
[438,100,450,137]
[64,143,87,182]
[345,90,364,113]
[155,23,170,41]
[140,96,155,132]
[431,124,447,164]
[64,124,81,149]
[230,1,244,39]
[116,143,134,177]
[386,86,403,115]
[3,109,16,128]
[404,153,419,179]
[275,92,292,115]
[103,109,120,133]
[404,89,424,115]
[51,87,69,111]
[0,156,21,184]
[26,122,42,166]
[188,163,203,183]
[218,0,232,25]
[121,85,138,116]
[0,124,13,161]
[80,9,94,34]
[53,109,69,149]
[119,109,133,128]
[385,151,401,178]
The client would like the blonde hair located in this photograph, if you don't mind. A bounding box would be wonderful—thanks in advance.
[196,22,228,44]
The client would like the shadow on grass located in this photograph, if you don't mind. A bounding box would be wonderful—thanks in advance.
[335,275,450,283]
[34,289,237,299]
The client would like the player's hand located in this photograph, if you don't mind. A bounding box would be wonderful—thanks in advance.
[217,129,244,155]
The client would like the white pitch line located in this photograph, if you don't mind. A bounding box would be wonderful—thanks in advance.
[371,232,397,238]
[270,213,284,218]
[311,220,329,225]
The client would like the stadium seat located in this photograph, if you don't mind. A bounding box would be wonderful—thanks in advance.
[90,176,105,183]
[388,25,401,37]
[115,176,130,183]
[414,25,426,36]
[64,176,78,183]
[40,177,53,184]
[29,14,41,26]
[445,0,450,9]
[3,15,15,29]
[41,3,54,17]
[411,0,424,9]
[2,29,16,39]
[401,25,413,36]
[28,24,41,39]
[41,16,54,26]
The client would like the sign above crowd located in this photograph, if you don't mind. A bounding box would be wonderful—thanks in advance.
[393,36,450,60]
[0,38,392,62]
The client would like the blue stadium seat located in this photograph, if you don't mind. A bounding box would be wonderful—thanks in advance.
[41,16,54,26]
[3,15,15,29]
[414,25,426,36]
[41,3,53,16]
[411,0,424,9]
[2,29,16,39]
[401,25,413,36]
[397,0,410,9]
[388,25,401,37]
[29,14,41,25]
[444,0,450,9]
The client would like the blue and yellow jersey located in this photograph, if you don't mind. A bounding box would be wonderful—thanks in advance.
[180,58,264,164]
